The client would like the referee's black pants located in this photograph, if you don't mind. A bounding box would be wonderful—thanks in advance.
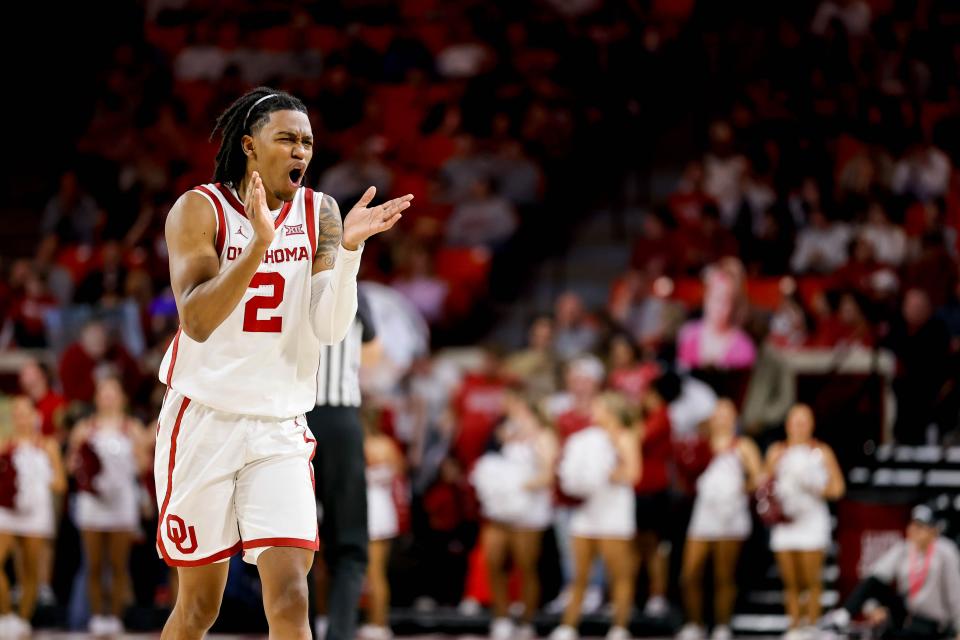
[306,404,368,640]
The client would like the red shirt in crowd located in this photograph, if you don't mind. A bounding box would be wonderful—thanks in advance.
[34,391,66,438]
[422,479,478,532]
[450,373,508,468]
[608,362,660,401]
[58,342,142,404]
[636,404,672,495]
[7,292,58,346]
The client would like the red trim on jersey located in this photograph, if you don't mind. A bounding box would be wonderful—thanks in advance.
[194,185,226,255]
[241,536,320,552]
[215,182,247,217]
[163,541,242,568]
[165,329,182,387]
[156,396,191,566]
[215,182,295,229]
[305,189,317,258]
[301,422,318,491]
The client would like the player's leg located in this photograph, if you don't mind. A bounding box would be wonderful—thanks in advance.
[366,539,391,627]
[561,536,596,628]
[680,538,711,626]
[598,538,636,629]
[237,414,319,637]
[161,563,229,640]
[483,522,511,619]
[107,530,132,619]
[712,539,742,627]
[510,528,544,624]
[17,536,43,620]
[0,533,15,614]
[306,405,368,640]
[81,529,106,616]
[799,549,825,624]
[775,550,801,629]
[257,547,313,639]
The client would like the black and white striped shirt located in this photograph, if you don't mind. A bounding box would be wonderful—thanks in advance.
[315,290,377,407]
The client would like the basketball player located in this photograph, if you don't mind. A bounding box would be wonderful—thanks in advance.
[154,86,412,639]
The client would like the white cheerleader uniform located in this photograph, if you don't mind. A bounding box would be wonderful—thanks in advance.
[502,440,552,531]
[687,442,752,541]
[75,422,139,533]
[568,429,636,540]
[770,444,831,552]
[367,464,398,541]
[0,440,56,538]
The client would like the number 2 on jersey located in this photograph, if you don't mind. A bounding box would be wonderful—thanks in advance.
[243,272,284,333]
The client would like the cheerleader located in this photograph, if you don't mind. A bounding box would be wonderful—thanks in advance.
[0,396,66,637]
[359,416,404,640]
[765,404,844,640]
[68,377,150,637]
[477,391,558,640]
[550,392,640,640]
[676,399,763,640]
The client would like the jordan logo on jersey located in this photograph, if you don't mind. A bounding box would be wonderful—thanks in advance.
[284,224,305,236]
[166,514,198,554]
[236,226,248,238]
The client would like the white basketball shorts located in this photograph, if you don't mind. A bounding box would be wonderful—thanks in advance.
[154,388,318,567]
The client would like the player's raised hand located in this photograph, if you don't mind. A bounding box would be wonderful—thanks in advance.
[342,187,412,250]
[245,171,275,248]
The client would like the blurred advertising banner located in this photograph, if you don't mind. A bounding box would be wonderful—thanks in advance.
[836,500,910,598]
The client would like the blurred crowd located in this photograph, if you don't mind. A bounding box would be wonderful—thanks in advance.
[4,0,960,635]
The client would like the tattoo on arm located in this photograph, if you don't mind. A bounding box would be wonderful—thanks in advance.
[315,194,343,271]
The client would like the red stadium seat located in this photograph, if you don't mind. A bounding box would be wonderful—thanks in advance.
[435,247,491,318]
[257,26,293,52]
[306,26,343,52]
[746,278,784,310]
[146,25,188,56]
[357,25,396,53]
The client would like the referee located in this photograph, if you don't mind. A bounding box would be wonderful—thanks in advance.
[307,288,381,640]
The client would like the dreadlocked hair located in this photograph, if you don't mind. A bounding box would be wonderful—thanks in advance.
[211,86,307,187]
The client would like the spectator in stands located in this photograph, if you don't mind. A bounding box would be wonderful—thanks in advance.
[604,333,658,400]
[490,140,542,207]
[668,161,713,229]
[676,400,764,640]
[811,0,872,37]
[634,382,674,619]
[2,266,57,349]
[502,314,558,401]
[553,292,600,361]
[551,392,640,640]
[609,270,684,353]
[58,321,141,406]
[440,135,491,203]
[766,404,845,640]
[449,349,509,469]
[18,359,65,441]
[37,171,102,265]
[860,203,907,268]
[892,139,952,203]
[677,260,756,370]
[886,288,952,443]
[767,283,812,349]
[74,241,128,306]
[790,209,852,274]
[810,291,875,348]
[319,136,393,207]
[678,204,739,275]
[391,245,449,326]
[702,121,747,226]
[444,177,518,251]
[821,505,960,640]
[830,237,899,301]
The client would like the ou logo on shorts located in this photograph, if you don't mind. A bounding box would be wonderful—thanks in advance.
[166,514,198,554]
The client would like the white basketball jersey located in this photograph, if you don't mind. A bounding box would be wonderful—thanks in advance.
[158,183,323,418]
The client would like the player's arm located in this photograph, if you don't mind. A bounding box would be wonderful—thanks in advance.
[167,174,273,342]
[309,186,411,344]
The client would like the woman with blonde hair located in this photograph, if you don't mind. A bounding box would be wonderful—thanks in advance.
[550,392,641,640]
[766,403,845,640]
[0,396,66,636]
[676,399,764,640]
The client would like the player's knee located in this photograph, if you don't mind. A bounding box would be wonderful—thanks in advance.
[264,577,309,622]
[178,593,222,633]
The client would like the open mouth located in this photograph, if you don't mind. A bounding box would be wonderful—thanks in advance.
[289,167,304,186]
